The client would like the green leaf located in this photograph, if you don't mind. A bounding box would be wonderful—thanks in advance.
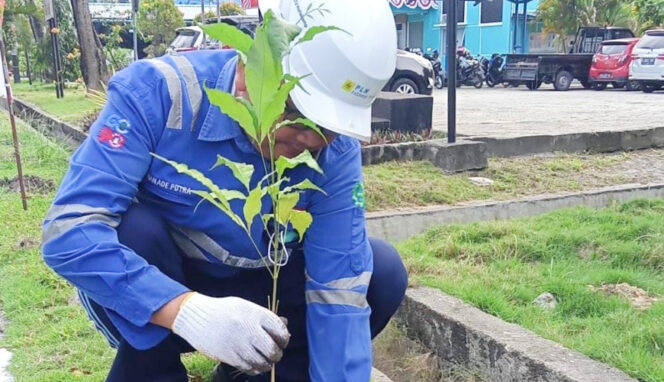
[202,23,253,56]
[261,78,301,134]
[275,150,323,178]
[210,155,255,192]
[264,9,302,64]
[219,190,247,201]
[295,26,348,46]
[290,210,313,242]
[277,117,327,143]
[282,179,326,195]
[192,190,245,229]
[152,153,229,208]
[204,87,259,142]
[243,186,264,231]
[276,192,299,225]
[245,23,281,133]
[284,74,310,94]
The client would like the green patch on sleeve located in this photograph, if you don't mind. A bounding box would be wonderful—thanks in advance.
[352,182,366,209]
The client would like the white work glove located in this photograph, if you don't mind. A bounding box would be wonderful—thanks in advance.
[173,293,291,376]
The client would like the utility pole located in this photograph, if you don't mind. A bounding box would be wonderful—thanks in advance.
[446,0,457,143]
[44,0,63,98]
[446,0,488,144]
[132,0,139,61]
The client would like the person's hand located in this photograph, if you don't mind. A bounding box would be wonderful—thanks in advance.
[172,293,290,375]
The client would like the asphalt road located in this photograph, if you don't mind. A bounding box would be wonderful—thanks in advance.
[431,83,664,138]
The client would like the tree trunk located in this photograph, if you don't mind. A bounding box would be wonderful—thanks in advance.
[70,0,109,91]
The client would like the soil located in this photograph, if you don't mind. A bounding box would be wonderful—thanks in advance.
[0,175,56,194]
[13,237,38,251]
[373,322,485,382]
[589,283,659,310]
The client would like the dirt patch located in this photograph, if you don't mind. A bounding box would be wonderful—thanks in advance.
[373,322,485,382]
[589,283,659,310]
[0,175,56,194]
[14,237,38,251]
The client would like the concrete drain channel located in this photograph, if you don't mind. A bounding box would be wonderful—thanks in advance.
[367,185,664,382]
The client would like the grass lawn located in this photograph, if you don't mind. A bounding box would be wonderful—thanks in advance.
[11,81,100,126]
[0,117,214,381]
[363,153,637,212]
[398,201,664,382]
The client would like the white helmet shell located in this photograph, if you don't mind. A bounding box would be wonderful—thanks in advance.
[259,0,397,141]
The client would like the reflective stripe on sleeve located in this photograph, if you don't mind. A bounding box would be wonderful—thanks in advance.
[306,271,372,291]
[305,289,369,309]
[147,59,183,130]
[42,210,120,244]
[169,55,203,132]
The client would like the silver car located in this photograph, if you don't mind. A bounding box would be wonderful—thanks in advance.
[629,30,664,93]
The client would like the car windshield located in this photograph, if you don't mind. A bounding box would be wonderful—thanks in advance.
[171,31,198,49]
[636,34,664,50]
[599,44,627,55]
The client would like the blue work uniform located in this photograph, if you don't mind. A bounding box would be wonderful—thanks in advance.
[41,50,384,381]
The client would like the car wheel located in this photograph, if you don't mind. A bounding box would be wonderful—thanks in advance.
[554,70,573,91]
[642,83,656,93]
[392,78,419,94]
[612,82,625,89]
[626,81,641,91]
[581,80,592,89]
[592,82,607,91]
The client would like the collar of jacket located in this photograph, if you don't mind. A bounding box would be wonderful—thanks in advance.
[197,54,245,143]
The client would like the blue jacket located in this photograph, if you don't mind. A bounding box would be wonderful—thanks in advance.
[41,50,373,381]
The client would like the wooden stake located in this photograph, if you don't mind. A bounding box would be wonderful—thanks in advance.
[0,31,28,210]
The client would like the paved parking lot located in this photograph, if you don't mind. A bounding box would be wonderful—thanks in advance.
[431,84,664,138]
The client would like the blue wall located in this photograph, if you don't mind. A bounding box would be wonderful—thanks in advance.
[390,5,441,55]
[391,0,540,61]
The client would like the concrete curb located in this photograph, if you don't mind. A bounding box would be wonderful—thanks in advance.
[468,127,664,158]
[3,97,86,150]
[361,140,489,173]
[397,288,636,382]
[371,368,393,382]
[367,183,664,242]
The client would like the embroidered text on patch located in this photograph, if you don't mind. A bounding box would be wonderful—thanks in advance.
[352,182,366,209]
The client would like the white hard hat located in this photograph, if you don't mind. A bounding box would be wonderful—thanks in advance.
[259,0,397,141]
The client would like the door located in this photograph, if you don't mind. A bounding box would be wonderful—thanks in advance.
[408,21,424,51]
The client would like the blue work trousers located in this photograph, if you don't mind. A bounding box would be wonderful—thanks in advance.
[80,203,408,382]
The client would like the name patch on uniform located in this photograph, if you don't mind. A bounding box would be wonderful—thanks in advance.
[147,174,193,195]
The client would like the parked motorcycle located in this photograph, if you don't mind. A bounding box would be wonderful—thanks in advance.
[484,53,506,87]
[424,48,445,89]
[456,48,484,88]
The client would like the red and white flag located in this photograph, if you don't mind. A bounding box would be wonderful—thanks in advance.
[241,0,258,9]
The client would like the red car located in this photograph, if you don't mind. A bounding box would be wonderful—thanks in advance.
[589,38,641,90]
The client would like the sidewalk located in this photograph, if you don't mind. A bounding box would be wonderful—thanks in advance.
[432,86,664,138]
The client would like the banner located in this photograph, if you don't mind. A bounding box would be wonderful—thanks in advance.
[389,0,438,10]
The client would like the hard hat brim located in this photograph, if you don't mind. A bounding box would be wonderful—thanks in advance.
[289,82,372,142]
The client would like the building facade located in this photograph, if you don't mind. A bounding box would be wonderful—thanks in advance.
[389,0,547,60]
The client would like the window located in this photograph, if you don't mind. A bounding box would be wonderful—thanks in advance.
[599,44,628,55]
[636,34,664,50]
[442,0,465,24]
[480,0,503,24]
